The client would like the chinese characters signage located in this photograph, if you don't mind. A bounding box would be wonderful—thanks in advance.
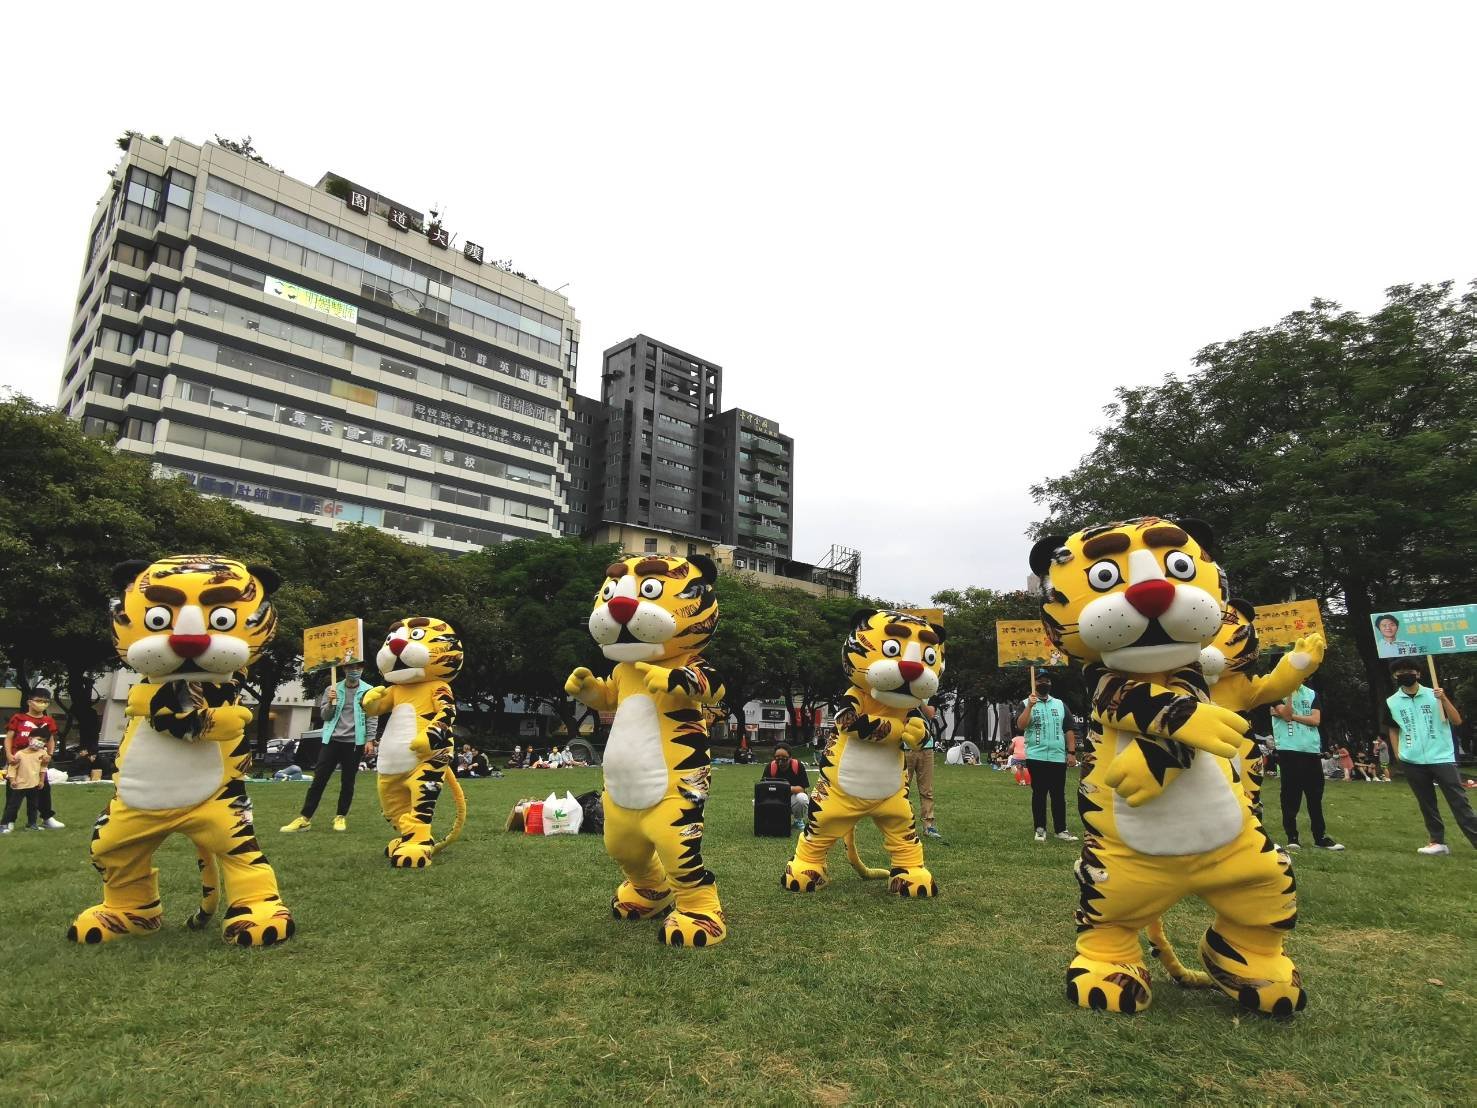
[303,618,364,673]
[263,275,358,324]
[348,190,370,215]
[1369,603,1477,658]
[996,620,1067,668]
[464,241,484,264]
[1252,599,1325,650]
[737,410,778,435]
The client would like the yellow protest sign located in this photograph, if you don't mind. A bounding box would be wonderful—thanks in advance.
[996,620,1067,668]
[303,618,364,672]
[1253,600,1324,650]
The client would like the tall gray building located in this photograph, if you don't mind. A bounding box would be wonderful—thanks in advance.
[58,136,579,551]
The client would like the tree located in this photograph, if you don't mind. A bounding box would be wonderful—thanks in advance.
[703,574,798,739]
[212,134,272,167]
[1030,282,1477,732]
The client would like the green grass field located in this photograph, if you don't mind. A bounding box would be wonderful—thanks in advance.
[1,765,1473,1105]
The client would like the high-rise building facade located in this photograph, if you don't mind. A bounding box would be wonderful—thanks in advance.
[58,136,579,551]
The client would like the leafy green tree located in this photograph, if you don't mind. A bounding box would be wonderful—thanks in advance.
[1031,282,1477,731]
[704,574,798,739]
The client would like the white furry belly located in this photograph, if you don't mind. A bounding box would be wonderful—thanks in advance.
[377,703,420,775]
[838,739,904,800]
[117,720,223,810]
[603,694,668,810]
[1112,735,1243,856]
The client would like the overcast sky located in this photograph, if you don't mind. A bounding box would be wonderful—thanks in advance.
[4,4,1475,604]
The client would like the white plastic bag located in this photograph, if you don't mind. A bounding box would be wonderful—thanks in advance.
[542,790,583,835]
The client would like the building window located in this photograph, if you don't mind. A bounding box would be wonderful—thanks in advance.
[122,418,156,443]
[644,538,657,553]
[146,286,178,312]
[81,416,121,438]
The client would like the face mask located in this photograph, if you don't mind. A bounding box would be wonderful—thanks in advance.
[1396,673,1419,687]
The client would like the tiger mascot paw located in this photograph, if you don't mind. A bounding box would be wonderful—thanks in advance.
[660,908,728,948]
[887,866,939,898]
[780,860,829,893]
[1199,927,1307,1016]
[387,839,435,869]
[220,900,296,947]
[1066,956,1153,1014]
[66,904,163,945]
[610,881,674,920]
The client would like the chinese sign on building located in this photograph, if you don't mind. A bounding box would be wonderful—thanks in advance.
[263,275,358,324]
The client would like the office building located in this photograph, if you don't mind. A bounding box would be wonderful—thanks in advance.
[58,136,579,552]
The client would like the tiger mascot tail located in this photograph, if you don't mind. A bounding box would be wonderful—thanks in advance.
[360,616,467,868]
[843,827,890,880]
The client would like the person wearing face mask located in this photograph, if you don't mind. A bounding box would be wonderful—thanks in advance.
[1385,662,1475,856]
[1269,683,1344,851]
[281,662,380,833]
[1015,675,1077,843]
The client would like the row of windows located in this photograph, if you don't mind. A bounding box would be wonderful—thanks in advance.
[82,415,156,443]
[164,420,552,525]
[660,456,693,474]
[201,178,563,354]
[121,166,194,233]
[114,241,185,272]
[107,283,178,314]
[185,291,556,423]
[657,413,694,430]
[179,333,556,457]
[98,326,171,357]
[90,369,163,400]
[655,501,692,517]
[193,250,559,391]
[156,464,508,549]
[173,378,553,490]
[656,434,694,453]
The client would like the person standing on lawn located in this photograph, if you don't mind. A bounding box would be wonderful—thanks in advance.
[1385,662,1476,856]
[2,689,65,831]
[1269,683,1343,851]
[1015,674,1076,843]
[281,663,378,833]
[904,703,942,839]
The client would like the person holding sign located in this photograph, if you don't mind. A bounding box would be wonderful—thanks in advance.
[281,662,379,833]
[1015,674,1077,843]
[1385,661,1475,855]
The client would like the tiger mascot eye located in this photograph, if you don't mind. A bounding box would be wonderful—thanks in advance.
[359,616,467,868]
[564,554,728,947]
[67,555,294,948]
[1029,518,1306,1017]
[781,610,945,898]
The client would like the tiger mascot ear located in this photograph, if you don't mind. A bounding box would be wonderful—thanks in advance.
[246,564,283,595]
[930,623,948,644]
[851,608,877,631]
[112,559,151,592]
[1178,518,1217,559]
[1029,536,1068,580]
[1227,597,1256,623]
[688,554,718,586]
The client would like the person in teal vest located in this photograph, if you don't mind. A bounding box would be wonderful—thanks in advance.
[281,662,379,833]
[1385,661,1475,856]
[1015,674,1077,843]
[1270,683,1344,851]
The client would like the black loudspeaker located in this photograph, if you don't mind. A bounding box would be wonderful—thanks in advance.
[754,778,793,837]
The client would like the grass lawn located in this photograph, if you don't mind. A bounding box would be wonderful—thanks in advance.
[1,765,1473,1105]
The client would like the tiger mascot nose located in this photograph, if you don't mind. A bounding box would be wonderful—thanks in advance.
[606,596,639,625]
[387,636,409,657]
[1125,579,1175,619]
[897,660,924,682]
[169,634,211,658]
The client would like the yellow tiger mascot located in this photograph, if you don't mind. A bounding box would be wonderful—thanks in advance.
[68,556,294,947]
[1029,518,1305,1016]
[360,616,467,868]
[565,554,728,947]
[781,610,944,898]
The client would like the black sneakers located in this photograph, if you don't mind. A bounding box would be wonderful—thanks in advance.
[1314,837,1345,851]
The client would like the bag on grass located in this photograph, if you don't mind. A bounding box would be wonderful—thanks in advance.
[575,789,604,835]
[542,790,583,835]
[523,800,544,836]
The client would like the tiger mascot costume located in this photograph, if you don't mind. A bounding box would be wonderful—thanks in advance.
[1029,518,1305,1016]
[361,616,467,868]
[68,556,294,947]
[781,610,944,899]
[565,554,728,947]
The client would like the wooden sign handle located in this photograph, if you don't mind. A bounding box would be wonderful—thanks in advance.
[1427,655,1439,687]
[1029,665,1037,696]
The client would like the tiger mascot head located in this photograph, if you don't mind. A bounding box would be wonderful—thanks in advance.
[1198,598,1258,687]
[843,610,947,709]
[111,555,280,683]
[587,554,718,663]
[375,617,463,685]
[1028,517,1227,675]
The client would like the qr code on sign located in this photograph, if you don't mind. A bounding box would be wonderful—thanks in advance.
[1466,634,1477,648]
[1438,636,1456,649]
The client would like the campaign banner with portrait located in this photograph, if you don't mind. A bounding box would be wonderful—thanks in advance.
[1369,605,1477,658]
[1252,599,1325,650]
[996,620,1067,668]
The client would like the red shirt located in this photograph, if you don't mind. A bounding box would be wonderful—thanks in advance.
[6,713,57,758]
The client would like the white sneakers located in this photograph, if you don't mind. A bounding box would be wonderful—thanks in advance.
[1056,830,1078,842]
[1033,828,1047,842]
[42,817,65,830]
[1417,843,1451,856]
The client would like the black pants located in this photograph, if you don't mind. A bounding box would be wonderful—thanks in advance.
[1279,750,1327,843]
[1403,761,1477,848]
[1027,759,1068,833]
[301,740,360,819]
[2,784,40,825]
